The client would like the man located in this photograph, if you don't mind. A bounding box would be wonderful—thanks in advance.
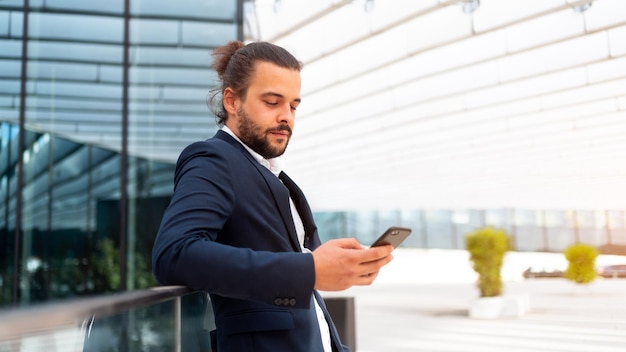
[152,41,394,352]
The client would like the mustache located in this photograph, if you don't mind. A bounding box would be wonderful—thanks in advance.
[268,124,292,135]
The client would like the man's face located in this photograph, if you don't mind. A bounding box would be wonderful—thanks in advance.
[225,61,301,159]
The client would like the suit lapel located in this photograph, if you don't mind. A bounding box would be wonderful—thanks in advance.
[279,171,320,250]
[264,171,303,252]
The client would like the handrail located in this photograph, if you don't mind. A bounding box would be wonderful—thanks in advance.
[0,285,194,341]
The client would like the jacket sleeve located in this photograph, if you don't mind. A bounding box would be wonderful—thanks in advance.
[151,141,315,309]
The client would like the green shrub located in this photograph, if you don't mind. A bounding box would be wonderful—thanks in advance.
[465,227,510,297]
[564,243,598,284]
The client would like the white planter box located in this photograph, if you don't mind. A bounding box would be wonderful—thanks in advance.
[469,294,529,319]
[469,296,504,319]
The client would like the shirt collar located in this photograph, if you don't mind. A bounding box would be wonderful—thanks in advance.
[221,125,284,177]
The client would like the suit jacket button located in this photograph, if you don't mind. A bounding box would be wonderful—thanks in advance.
[274,298,283,306]
[289,298,296,306]
[282,298,290,306]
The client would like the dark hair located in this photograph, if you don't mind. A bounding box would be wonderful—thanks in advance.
[209,41,303,125]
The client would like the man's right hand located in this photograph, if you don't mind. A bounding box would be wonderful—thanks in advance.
[311,238,394,291]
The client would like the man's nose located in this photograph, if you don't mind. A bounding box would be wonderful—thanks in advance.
[278,104,295,124]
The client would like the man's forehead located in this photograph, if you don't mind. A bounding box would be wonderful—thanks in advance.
[249,61,301,97]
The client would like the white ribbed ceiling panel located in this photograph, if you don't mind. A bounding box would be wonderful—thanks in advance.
[247,0,626,211]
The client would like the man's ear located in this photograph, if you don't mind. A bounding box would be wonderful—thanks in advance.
[223,87,238,115]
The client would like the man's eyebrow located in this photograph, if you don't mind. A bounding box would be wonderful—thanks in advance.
[262,92,301,103]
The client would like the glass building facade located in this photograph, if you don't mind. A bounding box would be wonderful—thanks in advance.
[0,0,241,306]
[329,208,626,254]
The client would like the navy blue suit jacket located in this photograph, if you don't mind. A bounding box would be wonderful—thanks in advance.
[152,131,348,352]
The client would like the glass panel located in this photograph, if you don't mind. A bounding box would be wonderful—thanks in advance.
[0,60,20,78]
[314,211,347,242]
[544,210,575,252]
[515,226,545,252]
[576,209,608,247]
[399,209,424,248]
[0,13,22,313]
[514,209,541,226]
[27,13,124,42]
[424,209,453,249]
[1,133,136,302]
[607,210,626,245]
[376,210,400,238]
[131,0,236,20]
[454,209,485,250]
[15,130,127,302]
[131,46,212,66]
[28,41,124,64]
[130,19,179,45]
[126,157,172,290]
[0,291,210,352]
[30,0,123,14]
[546,229,575,253]
[9,11,23,37]
[125,0,238,291]
[181,21,237,47]
[2,0,240,306]
[15,2,124,305]
[513,209,544,251]
[346,211,377,244]
[0,123,18,305]
[485,208,513,229]
[576,227,606,248]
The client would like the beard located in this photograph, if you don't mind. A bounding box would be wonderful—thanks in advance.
[236,106,292,159]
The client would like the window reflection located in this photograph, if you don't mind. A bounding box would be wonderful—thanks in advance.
[0,122,175,304]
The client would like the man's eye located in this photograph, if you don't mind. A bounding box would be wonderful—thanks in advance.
[266,101,278,106]
[290,105,297,111]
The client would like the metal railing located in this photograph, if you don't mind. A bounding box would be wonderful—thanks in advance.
[0,286,199,352]
[0,287,356,352]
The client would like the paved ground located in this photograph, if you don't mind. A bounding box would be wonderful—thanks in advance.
[341,279,626,352]
[324,249,626,352]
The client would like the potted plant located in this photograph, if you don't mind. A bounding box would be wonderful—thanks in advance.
[564,243,598,288]
[465,227,512,318]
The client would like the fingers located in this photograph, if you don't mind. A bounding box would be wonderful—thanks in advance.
[312,240,395,291]
[355,251,394,283]
[362,244,394,262]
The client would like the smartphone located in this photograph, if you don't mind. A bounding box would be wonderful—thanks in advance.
[370,226,412,249]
